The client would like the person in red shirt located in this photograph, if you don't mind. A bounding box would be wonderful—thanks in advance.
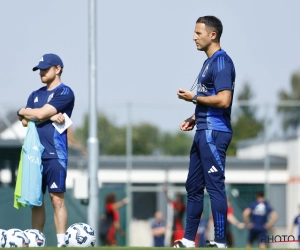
[99,193,128,246]
[164,186,186,245]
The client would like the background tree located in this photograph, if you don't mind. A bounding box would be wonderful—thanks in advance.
[74,85,265,157]
[227,82,264,155]
[74,112,193,155]
[159,132,192,155]
[74,113,126,155]
[132,123,160,155]
[277,70,300,132]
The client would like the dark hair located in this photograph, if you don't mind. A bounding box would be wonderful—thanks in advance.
[176,193,184,202]
[58,66,63,77]
[256,190,264,198]
[196,16,223,42]
[58,68,63,76]
[105,193,116,204]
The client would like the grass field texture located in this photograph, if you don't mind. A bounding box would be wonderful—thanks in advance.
[28,248,299,250]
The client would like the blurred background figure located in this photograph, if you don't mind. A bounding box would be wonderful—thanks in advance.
[99,193,128,246]
[289,204,300,246]
[196,212,210,247]
[163,185,186,245]
[242,191,278,248]
[151,211,167,247]
[67,128,87,156]
[226,197,245,247]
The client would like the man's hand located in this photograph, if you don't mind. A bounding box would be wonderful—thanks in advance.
[21,118,28,127]
[177,88,194,102]
[122,197,129,204]
[236,222,245,229]
[50,113,65,124]
[265,222,273,230]
[246,222,253,229]
[17,108,29,127]
[180,117,196,131]
[17,108,24,121]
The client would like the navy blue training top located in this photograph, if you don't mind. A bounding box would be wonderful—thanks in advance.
[195,49,235,132]
[152,220,166,247]
[26,83,75,160]
[248,201,273,229]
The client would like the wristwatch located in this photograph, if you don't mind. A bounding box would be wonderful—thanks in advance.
[192,95,198,104]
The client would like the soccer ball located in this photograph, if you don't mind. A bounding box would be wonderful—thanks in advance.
[24,229,46,247]
[0,229,6,247]
[64,223,96,247]
[2,228,29,248]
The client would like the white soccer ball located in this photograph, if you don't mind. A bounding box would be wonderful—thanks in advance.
[64,223,96,247]
[2,228,29,248]
[0,229,6,248]
[24,229,46,247]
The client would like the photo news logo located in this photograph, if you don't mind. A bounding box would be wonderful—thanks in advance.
[261,235,300,243]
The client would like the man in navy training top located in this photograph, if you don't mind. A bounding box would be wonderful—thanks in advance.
[243,191,278,248]
[151,211,167,247]
[175,15,235,248]
[17,53,75,247]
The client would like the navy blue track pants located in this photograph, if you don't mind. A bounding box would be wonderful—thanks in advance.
[184,129,232,244]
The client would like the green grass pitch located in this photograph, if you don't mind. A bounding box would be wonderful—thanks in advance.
[30,248,298,250]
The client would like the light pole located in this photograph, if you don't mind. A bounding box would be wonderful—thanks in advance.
[87,0,99,244]
[126,102,132,246]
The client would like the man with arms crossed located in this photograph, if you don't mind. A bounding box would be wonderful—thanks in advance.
[17,53,75,247]
[175,16,235,248]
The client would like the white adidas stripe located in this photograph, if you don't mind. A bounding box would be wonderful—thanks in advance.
[50,182,58,189]
[208,166,218,173]
[212,166,218,172]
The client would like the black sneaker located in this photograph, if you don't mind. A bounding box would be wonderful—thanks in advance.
[173,240,195,248]
[206,240,227,248]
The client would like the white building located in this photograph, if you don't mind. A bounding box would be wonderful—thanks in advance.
[237,135,300,248]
